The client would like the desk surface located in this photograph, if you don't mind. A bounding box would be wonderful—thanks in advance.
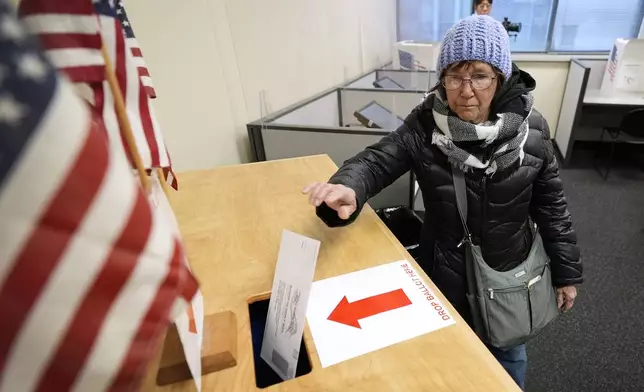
[583,89,644,105]
[141,155,519,392]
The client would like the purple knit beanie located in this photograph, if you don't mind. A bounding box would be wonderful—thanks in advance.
[436,15,512,80]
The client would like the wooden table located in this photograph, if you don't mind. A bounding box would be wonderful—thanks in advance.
[141,155,519,391]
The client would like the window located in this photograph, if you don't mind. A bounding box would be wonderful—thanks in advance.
[489,0,554,52]
[398,0,644,52]
[551,0,644,51]
[398,0,472,43]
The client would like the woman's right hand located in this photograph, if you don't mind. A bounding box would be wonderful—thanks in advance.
[302,182,357,220]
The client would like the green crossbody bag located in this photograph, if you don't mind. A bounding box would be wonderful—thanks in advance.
[452,167,561,349]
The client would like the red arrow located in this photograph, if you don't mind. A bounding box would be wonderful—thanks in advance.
[327,288,412,329]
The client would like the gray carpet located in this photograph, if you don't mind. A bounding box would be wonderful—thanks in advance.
[526,145,644,392]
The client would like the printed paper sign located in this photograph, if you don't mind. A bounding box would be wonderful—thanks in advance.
[150,175,203,391]
[260,230,320,380]
[306,260,455,368]
[172,292,204,390]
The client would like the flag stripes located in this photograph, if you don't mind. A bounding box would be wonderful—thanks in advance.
[0,5,197,389]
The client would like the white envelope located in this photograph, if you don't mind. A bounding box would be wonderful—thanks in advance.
[260,230,320,380]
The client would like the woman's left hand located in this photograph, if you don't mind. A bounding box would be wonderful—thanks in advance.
[557,286,577,312]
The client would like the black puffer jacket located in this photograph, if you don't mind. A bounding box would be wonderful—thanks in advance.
[317,68,583,323]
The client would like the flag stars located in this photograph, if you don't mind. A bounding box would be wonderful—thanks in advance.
[1,16,25,42]
[0,94,28,127]
[122,20,129,27]
[17,54,47,82]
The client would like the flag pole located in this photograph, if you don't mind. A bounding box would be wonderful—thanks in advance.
[100,43,151,192]
[156,168,171,197]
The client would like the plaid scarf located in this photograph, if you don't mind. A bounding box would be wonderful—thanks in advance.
[429,90,534,175]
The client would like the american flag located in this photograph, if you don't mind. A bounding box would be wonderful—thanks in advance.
[19,0,178,189]
[0,3,198,391]
[18,0,104,83]
[160,166,178,190]
[115,1,156,98]
[398,49,414,70]
[608,44,618,82]
[93,0,170,170]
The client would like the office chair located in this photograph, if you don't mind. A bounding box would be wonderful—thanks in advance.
[594,108,644,179]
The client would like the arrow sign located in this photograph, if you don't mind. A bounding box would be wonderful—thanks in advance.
[327,288,412,329]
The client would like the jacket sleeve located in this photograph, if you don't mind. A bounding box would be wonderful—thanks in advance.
[316,116,419,227]
[529,133,583,287]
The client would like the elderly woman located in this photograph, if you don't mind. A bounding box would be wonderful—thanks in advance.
[303,16,583,389]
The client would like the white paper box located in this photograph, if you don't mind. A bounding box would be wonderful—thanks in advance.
[394,41,439,71]
[601,38,644,95]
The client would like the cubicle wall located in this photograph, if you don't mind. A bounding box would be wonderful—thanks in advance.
[258,126,413,208]
[571,59,627,139]
[375,69,436,91]
[554,58,642,163]
[262,87,425,128]
[555,59,589,161]
[339,88,425,126]
[345,68,436,91]
[580,59,607,91]
[270,90,340,127]
[247,70,420,209]
[346,71,378,88]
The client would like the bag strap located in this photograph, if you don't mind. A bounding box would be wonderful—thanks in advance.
[452,167,471,246]
[452,168,482,321]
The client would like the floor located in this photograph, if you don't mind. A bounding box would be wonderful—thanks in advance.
[526,145,644,392]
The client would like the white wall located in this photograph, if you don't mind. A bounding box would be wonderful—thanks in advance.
[126,0,396,171]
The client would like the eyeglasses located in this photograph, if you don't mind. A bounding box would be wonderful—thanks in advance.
[477,3,491,9]
[442,74,496,91]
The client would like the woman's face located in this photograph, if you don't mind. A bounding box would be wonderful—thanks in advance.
[475,1,492,15]
[443,61,498,124]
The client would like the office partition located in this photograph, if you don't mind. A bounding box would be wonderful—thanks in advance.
[259,126,411,208]
[339,88,425,127]
[269,91,340,127]
[247,67,416,210]
[554,59,589,162]
[268,90,339,127]
[261,127,385,162]
[577,59,607,91]
[374,69,436,90]
[552,58,637,164]
[373,77,405,89]
[343,68,435,91]
[574,59,625,140]
[346,71,377,88]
